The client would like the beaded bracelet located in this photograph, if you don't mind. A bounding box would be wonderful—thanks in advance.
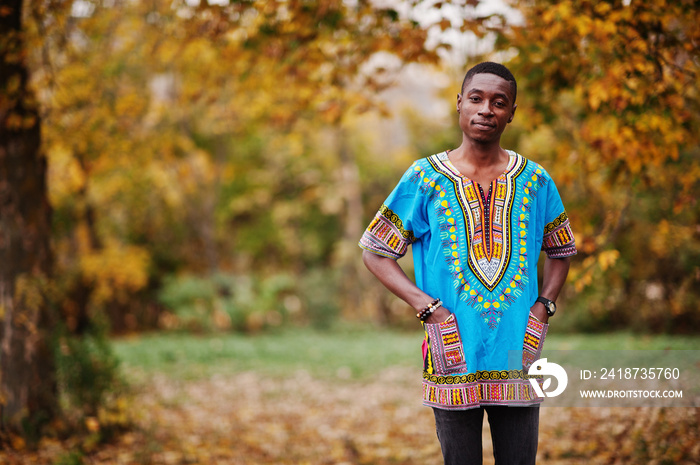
[416,298,440,319]
[419,300,442,321]
[417,298,442,322]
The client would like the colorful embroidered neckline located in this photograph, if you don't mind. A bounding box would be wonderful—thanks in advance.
[429,151,526,292]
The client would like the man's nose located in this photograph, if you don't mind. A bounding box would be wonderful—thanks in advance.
[478,101,493,116]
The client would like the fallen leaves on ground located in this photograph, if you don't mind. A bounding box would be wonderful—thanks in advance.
[2,368,698,464]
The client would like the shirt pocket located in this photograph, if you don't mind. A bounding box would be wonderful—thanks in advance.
[423,314,468,375]
[522,311,549,371]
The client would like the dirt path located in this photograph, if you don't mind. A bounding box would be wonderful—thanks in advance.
[3,368,698,464]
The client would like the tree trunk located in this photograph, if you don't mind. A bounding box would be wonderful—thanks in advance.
[336,126,383,322]
[0,0,57,435]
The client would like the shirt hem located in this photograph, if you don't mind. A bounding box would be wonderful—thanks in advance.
[424,398,544,411]
[422,376,545,410]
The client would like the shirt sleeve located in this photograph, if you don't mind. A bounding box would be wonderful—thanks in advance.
[541,178,577,258]
[359,162,429,260]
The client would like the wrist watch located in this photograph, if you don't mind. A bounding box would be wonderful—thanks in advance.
[536,296,557,316]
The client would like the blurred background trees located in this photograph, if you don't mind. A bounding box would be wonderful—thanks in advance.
[17,0,700,335]
[502,0,700,332]
[1,0,698,438]
[24,0,494,337]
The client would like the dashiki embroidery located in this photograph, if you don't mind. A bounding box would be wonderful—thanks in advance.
[523,314,548,371]
[424,314,468,374]
[360,205,416,259]
[359,150,577,410]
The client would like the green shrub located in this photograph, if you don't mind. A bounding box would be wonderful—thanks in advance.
[299,268,341,329]
[53,315,130,447]
[54,323,121,418]
[158,274,219,332]
[157,272,295,332]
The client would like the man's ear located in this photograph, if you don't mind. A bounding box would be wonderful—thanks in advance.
[456,93,462,112]
[508,103,517,123]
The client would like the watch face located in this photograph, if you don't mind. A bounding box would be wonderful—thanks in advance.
[546,302,556,316]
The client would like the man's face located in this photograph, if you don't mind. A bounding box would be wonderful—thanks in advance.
[457,73,517,144]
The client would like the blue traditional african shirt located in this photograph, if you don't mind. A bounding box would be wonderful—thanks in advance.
[359,150,577,410]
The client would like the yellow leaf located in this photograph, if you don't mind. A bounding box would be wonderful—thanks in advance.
[597,250,619,271]
[10,434,26,450]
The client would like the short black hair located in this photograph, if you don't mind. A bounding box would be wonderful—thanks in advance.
[461,62,517,103]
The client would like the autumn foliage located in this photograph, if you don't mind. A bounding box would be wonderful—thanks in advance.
[502,0,700,331]
[10,0,695,336]
[0,0,697,456]
[28,0,429,332]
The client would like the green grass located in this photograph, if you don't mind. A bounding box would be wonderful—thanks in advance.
[112,326,700,383]
[546,332,700,350]
[112,326,423,382]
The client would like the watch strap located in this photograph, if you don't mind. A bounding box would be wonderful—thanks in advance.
[536,296,556,316]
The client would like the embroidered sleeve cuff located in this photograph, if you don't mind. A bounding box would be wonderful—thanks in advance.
[358,205,415,260]
[542,214,577,258]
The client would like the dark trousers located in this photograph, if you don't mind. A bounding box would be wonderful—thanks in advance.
[433,406,540,465]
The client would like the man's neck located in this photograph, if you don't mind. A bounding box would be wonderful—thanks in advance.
[452,139,506,168]
[448,139,509,188]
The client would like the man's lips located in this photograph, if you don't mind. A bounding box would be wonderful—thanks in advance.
[473,121,495,129]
